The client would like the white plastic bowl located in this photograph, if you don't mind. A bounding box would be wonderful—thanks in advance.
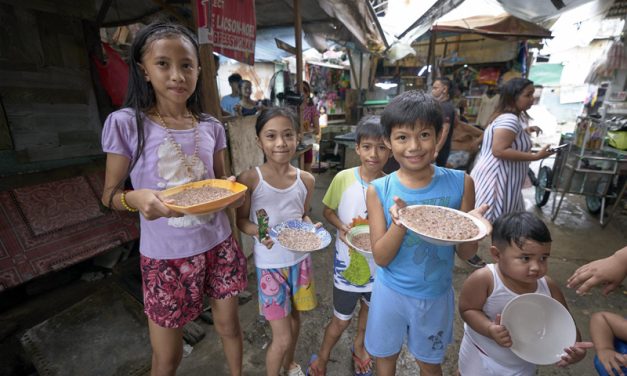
[345,225,372,257]
[501,293,576,365]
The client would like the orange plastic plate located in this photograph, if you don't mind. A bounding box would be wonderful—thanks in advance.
[161,179,247,215]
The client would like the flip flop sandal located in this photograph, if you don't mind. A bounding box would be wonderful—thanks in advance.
[306,354,320,376]
[285,364,305,376]
[351,346,374,376]
[466,254,487,268]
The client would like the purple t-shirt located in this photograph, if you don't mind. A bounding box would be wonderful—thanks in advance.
[102,108,231,259]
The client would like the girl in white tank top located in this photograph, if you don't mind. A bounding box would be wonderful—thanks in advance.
[236,108,320,376]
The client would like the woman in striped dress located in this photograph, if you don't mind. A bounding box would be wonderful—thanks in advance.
[470,78,554,224]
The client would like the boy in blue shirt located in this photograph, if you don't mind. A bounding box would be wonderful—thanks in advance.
[365,90,488,376]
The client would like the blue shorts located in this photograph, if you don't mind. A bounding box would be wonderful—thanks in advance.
[364,280,454,364]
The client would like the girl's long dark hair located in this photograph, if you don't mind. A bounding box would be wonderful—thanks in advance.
[488,78,533,125]
[108,21,204,207]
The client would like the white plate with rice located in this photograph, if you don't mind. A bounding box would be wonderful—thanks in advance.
[398,205,488,246]
[269,220,331,252]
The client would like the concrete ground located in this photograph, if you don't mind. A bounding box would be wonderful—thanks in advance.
[1,168,625,376]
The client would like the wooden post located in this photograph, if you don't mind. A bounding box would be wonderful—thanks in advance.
[190,0,240,241]
[190,0,222,118]
[369,56,379,90]
[294,0,303,121]
[426,30,436,86]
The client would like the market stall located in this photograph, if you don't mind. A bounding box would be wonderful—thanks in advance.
[425,12,552,126]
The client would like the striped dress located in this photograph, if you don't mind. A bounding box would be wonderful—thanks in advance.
[470,113,532,223]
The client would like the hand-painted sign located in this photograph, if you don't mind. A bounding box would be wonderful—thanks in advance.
[197,0,256,65]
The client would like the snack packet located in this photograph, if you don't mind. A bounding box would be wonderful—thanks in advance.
[256,209,269,240]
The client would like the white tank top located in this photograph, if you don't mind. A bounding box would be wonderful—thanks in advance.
[249,166,309,269]
[465,263,551,367]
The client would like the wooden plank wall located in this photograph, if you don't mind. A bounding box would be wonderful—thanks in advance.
[0,2,103,167]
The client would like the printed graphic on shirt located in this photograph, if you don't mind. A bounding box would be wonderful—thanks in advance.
[403,196,452,282]
[156,137,215,227]
[322,168,376,292]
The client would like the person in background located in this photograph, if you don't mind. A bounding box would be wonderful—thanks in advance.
[590,311,627,376]
[235,79,262,117]
[471,78,553,221]
[476,86,500,129]
[221,73,242,115]
[101,22,247,376]
[446,118,483,171]
[567,245,627,296]
[469,78,555,268]
[301,81,320,173]
[431,77,455,168]
[567,245,627,376]
[433,77,486,268]
[318,106,328,139]
[458,212,591,375]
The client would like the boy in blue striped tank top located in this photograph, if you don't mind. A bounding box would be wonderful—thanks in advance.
[364,90,489,376]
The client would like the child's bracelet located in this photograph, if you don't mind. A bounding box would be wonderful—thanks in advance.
[120,190,139,212]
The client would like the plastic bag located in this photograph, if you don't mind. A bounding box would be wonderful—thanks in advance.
[92,43,129,107]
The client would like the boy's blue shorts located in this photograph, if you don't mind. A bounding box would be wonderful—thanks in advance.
[364,280,454,364]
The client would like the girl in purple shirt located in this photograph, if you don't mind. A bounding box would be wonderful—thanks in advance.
[101,22,247,376]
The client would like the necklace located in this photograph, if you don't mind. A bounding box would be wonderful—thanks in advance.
[359,166,382,217]
[155,110,200,180]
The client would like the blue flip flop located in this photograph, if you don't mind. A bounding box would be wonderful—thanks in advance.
[306,354,319,376]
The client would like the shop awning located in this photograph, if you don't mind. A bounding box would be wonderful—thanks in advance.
[432,13,553,39]
[96,0,386,54]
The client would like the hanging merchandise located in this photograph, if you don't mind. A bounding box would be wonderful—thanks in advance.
[477,67,500,86]
[585,39,627,84]
[605,39,627,72]
[516,41,528,77]
[306,63,349,115]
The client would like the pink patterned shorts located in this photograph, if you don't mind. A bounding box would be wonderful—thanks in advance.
[256,256,317,321]
[140,234,247,328]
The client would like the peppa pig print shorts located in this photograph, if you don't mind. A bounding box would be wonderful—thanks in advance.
[255,256,317,321]
[140,234,247,328]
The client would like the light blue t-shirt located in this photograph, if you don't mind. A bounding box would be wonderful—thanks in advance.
[371,166,465,299]
[221,95,240,114]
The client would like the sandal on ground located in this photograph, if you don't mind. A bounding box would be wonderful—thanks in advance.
[466,254,487,269]
[351,346,374,376]
[283,363,305,376]
[306,354,321,376]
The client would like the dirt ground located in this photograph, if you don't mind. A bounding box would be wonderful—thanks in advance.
[1,168,625,376]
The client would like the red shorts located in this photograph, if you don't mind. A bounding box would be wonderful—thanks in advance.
[140,234,247,328]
